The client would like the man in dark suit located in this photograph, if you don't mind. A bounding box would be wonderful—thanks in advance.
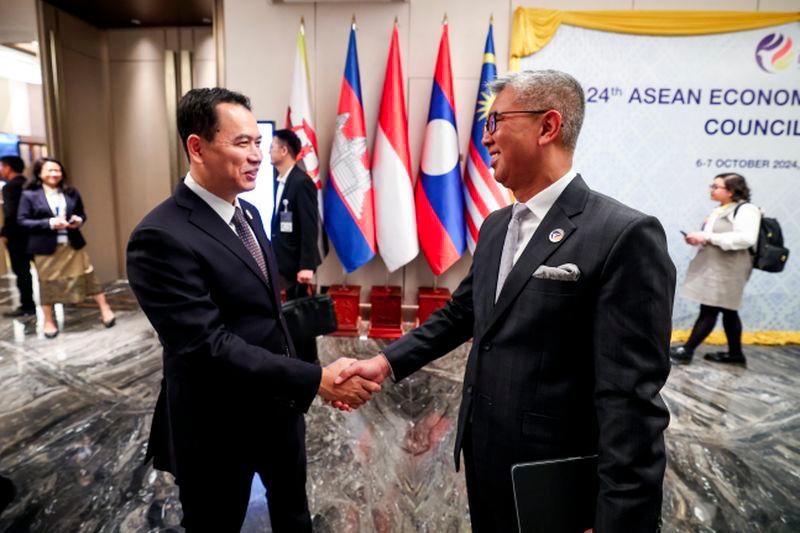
[126,88,380,532]
[337,70,675,532]
[0,155,35,317]
[269,129,321,363]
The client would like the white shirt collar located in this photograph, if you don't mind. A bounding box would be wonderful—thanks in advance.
[520,169,577,220]
[276,164,295,184]
[184,172,241,226]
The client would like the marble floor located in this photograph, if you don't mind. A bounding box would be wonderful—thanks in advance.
[0,278,798,532]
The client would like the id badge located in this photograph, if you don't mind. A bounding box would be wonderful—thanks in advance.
[280,211,293,233]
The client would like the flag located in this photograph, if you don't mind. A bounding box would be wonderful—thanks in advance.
[286,18,327,258]
[415,20,465,276]
[464,21,511,253]
[323,23,376,273]
[372,21,418,272]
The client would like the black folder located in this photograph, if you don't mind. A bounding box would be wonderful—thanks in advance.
[511,455,598,533]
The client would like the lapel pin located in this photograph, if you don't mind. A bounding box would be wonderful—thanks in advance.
[245,209,254,220]
[549,228,565,243]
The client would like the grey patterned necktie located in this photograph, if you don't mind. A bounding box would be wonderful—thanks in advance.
[232,206,269,284]
[495,203,529,302]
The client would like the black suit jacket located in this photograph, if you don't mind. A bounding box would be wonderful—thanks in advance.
[126,181,322,482]
[17,187,87,254]
[384,176,675,532]
[1,175,28,247]
[270,166,321,282]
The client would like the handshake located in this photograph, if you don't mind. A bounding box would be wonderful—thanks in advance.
[316,355,392,411]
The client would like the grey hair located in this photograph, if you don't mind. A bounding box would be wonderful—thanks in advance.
[487,70,585,152]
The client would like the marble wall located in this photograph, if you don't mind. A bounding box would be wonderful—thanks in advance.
[0,281,798,532]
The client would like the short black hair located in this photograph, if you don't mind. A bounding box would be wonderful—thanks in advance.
[716,172,751,203]
[0,155,24,174]
[27,157,72,192]
[273,129,302,159]
[177,87,252,157]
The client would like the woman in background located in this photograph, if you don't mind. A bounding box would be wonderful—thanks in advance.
[17,157,115,338]
[670,173,760,366]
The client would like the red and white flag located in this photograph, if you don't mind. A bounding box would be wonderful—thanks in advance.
[286,18,326,257]
[372,22,418,272]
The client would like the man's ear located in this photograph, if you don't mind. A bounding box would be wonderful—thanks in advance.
[186,134,204,164]
[538,110,563,147]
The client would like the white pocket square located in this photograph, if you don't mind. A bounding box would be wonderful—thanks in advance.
[532,263,580,281]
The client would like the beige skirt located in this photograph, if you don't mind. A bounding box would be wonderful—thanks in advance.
[35,244,103,305]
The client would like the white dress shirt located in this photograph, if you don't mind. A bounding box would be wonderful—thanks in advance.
[700,202,760,251]
[184,172,258,243]
[43,184,70,244]
[511,170,577,264]
[274,164,295,216]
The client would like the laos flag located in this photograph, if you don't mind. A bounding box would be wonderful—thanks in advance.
[415,21,465,276]
[324,24,376,273]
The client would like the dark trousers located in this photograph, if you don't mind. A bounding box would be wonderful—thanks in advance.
[284,280,319,364]
[462,425,519,533]
[178,416,312,532]
[7,242,34,310]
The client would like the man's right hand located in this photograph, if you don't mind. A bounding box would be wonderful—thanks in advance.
[335,354,392,385]
[318,357,381,410]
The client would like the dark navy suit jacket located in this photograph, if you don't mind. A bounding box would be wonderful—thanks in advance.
[17,187,87,255]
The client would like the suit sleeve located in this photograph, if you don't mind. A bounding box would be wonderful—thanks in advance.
[383,265,475,380]
[127,225,322,412]
[592,215,675,532]
[1,179,21,236]
[296,176,320,271]
[17,192,50,230]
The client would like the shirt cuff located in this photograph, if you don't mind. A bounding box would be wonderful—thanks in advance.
[378,352,397,383]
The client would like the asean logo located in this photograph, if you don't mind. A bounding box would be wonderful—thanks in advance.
[755,33,797,73]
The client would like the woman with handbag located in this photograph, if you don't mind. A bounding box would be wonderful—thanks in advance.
[17,157,116,338]
[670,173,760,366]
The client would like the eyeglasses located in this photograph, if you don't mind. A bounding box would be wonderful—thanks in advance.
[485,109,550,134]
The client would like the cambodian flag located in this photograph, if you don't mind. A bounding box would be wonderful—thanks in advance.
[415,21,465,276]
[464,21,511,253]
[324,24,376,273]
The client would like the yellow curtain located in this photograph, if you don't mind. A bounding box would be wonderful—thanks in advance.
[671,330,800,346]
[510,8,800,70]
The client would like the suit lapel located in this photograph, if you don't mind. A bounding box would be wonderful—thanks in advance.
[243,203,283,308]
[64,190,76,217]
[479,176,589,339]
[479,207,512,317]
[37,189,55,217]
[176,183,271,292]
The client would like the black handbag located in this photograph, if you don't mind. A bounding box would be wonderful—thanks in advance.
[281,293,338,341]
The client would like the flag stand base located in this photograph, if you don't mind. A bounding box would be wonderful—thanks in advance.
[368,285,403,340]
[328,284,360,337]
[417,287,452,325]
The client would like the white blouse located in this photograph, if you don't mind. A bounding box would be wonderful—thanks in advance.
[700,202,760,251]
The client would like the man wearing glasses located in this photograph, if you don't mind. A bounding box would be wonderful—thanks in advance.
[337,70,675,532]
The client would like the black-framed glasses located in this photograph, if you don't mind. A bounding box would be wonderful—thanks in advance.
[485,109,550,134]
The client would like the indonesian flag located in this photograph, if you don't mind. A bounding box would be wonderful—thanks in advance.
[286,18,326,258]
[372,22,418,272]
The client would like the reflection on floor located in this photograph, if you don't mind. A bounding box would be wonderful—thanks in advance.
[0,279,798,532]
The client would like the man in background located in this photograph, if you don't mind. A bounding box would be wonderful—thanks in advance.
[1,155,35,317]
[269,129,321,363]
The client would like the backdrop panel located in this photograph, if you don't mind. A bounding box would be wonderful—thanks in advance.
[519,21,800,333]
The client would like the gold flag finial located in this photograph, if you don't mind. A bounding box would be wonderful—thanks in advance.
[490,14,493,24]
[443,13,448,25]
[394,16,398,25]
[300,16,305,35]
[352,14,356,27]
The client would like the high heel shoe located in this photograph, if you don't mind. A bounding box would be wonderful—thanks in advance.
[102,316,116,328]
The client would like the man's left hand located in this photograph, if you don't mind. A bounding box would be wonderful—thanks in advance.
[297,269,314,284]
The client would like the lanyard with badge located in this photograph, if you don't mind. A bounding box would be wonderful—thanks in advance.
[279,199,293,233]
